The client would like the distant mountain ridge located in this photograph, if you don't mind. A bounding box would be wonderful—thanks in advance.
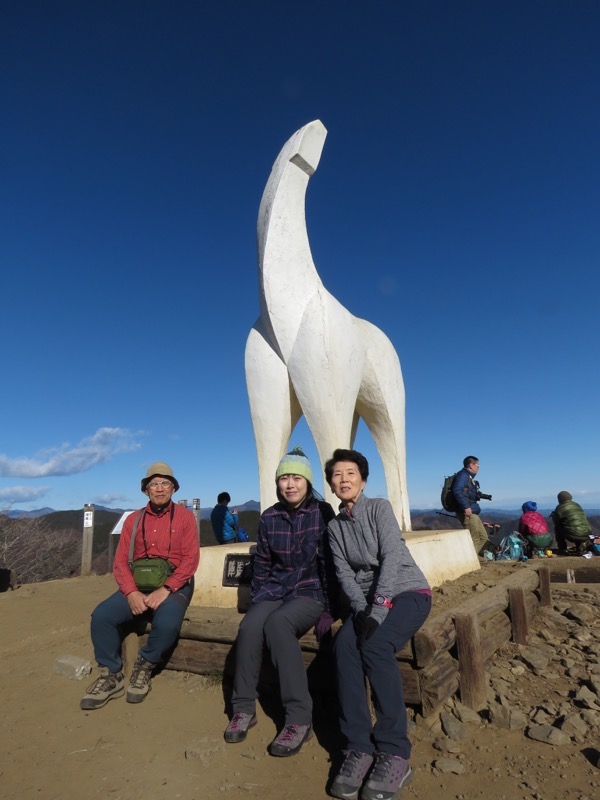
[4,500,262,520]
[7,503,600,521]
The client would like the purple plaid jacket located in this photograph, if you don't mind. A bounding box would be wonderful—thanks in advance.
[251,498,335,606]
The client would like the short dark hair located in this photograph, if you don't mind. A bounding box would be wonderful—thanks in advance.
[217,492,231,504]
[324,448,369,486]
[463,456,479,469]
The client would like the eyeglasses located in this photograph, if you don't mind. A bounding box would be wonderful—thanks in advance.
[147,480,173,489]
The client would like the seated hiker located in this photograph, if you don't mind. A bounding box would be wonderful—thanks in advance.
[325,448,431,800]
[224,446,334,757]
[551,491,592,555]
[518,501,553,557]
[80,462,200,710]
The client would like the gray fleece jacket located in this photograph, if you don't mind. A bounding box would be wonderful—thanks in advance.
[327,494,429,624]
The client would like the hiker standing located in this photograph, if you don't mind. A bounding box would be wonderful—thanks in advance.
[224,446,335,757]
[325,448,431,800]
[452,455,489,556]
[80,462,200,710]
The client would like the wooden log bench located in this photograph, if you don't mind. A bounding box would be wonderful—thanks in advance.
[140,563,570,715]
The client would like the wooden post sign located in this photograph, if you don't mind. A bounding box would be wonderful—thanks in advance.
[81,504,94,576]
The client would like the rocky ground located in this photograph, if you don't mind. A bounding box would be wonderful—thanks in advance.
[1,559,599,800]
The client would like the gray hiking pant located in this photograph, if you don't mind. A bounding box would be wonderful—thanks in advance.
[231,597,323,725]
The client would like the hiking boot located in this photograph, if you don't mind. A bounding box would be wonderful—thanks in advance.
[224,712,257,743]
[80,667,124,710]
[331,750,374,800]
[361,752,412,800]
[269,723,312,757]
[126,655,154,704]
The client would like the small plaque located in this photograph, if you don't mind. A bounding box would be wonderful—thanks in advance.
[222,554,254,587]
[83,511,94,528]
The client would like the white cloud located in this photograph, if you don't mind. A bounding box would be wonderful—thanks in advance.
[93,493,130,506]
[0,486,49,504]
[0,428,142,478]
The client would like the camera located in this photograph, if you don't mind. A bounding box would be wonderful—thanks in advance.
[477,492,492,501]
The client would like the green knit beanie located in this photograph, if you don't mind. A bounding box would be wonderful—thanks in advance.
[275,446,313,484]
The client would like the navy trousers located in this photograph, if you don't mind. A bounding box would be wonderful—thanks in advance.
[90,581,194,672]
[334,591,431,758]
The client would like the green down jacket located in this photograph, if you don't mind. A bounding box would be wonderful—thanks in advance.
[552,500,592,540]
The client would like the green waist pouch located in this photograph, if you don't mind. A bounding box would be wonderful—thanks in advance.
[131,557,174,592]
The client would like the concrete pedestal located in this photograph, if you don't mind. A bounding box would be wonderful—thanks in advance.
[190,529,479,609]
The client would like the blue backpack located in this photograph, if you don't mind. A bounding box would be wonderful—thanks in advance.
[496,532,525,561]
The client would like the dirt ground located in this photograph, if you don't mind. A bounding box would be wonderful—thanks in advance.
[1,561,599,800]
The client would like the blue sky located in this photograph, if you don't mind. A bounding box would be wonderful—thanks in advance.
[2,1,598,515]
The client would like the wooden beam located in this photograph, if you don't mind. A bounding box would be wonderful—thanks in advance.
[419,650,458,717]
[414,568,539,668]
[508,586,529,645]
[538,565,552,607]
[455,612,486,710]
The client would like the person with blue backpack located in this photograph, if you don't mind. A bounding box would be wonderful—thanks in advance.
[452,456,491,557]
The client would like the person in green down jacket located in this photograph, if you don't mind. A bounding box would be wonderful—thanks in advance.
[551,491,592,554]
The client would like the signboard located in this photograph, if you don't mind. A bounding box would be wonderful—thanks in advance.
[83,511,94,528]
[222,554,254,587]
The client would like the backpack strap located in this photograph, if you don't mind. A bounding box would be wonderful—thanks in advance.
[127,510,145,567]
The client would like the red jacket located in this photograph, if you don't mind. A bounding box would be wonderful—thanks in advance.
[114,501,200,595]
[519,510,549,537]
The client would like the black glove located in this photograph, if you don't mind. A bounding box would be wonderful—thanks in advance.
[353,607,379,648]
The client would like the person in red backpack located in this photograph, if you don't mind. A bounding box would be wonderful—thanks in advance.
[518,501,553,557]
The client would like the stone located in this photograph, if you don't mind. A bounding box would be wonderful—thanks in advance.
[526,724,571,746]
[453,701,482,724]
[575,685,600,710]
[440,711,465,740]
[53,655,92,681]
[518,646,549,673]
[559,712,588,736]
[433,738,462,754]
[184,737,225,765]
[581,709,600,727]
[564,604,594,624]
[488,702,511,729]
[434,757,465,774]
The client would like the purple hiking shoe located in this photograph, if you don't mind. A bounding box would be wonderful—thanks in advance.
[361,752,412,800]
[224,712,257,743]
[331,750,374,799]
[269,723,312,757]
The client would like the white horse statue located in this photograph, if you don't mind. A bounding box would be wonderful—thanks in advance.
[245,120,411,529]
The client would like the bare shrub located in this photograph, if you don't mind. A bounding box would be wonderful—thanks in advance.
[0,515,82,585]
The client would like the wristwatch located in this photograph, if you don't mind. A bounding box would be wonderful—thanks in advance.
[373,594,393,608]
